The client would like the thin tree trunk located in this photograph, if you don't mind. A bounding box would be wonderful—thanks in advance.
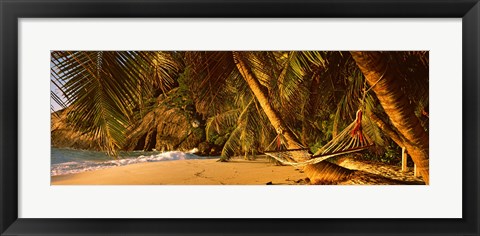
[233,52,353,184]
[369,112,405,148]
[351,52,429,184]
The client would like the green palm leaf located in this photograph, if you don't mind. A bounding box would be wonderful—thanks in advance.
[205,109,241,141]
[51,51,177,156]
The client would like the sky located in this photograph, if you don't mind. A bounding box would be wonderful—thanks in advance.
[50,80,64,112]
[50,59,67,112]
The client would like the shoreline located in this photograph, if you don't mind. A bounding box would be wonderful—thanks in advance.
[51,157,424,185]
[51,158,307,185]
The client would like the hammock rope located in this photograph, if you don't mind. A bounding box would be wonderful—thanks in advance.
[264,109,374,167]
[264,72,387,167]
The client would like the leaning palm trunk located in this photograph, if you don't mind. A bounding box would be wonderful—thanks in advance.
[351,52,429,184]
[369,112,405,148]
[233,52,353,184]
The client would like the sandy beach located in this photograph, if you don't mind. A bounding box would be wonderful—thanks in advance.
[51,157,424,185]
[51,158,307,185]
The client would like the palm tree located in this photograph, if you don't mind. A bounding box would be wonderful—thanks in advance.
[52,50,428,184]
[232,51,354,183]
[350,51,429,184]
[51,51,180,156]
[181,51,357,183]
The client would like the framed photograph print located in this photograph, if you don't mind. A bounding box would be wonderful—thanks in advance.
[1,0,479,235]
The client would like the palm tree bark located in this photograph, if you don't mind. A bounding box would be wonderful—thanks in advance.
[350,52,429,184]
[233,52,353,184]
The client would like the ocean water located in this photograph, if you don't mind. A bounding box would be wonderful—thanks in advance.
[51,147,215,176]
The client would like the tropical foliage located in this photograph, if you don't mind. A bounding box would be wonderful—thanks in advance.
[51,51,429,183]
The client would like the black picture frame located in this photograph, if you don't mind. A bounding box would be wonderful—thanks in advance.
[1,0,479,235]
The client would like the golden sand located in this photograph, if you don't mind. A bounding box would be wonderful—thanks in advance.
[51,157,425,185]
[51,158,307,185]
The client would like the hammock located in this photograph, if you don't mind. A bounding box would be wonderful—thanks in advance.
[264,110,374,166]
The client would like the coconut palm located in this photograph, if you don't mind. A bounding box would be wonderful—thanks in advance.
[178,51,355,182]
[51,50,428,184]
[51,51,181,156]
[232,51,356,183]
[176,51,387,183]
[350,51,429,184]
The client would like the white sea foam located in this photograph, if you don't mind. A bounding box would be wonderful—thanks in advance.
[51,148,215,176]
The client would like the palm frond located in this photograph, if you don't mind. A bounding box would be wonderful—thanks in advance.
[205,109,241,141]
[362,110,385,147]
[141,51,181,95]
[220,125,244,159]
[217,98,270,160]
[183,51,239,117]
[51,51,177,156]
